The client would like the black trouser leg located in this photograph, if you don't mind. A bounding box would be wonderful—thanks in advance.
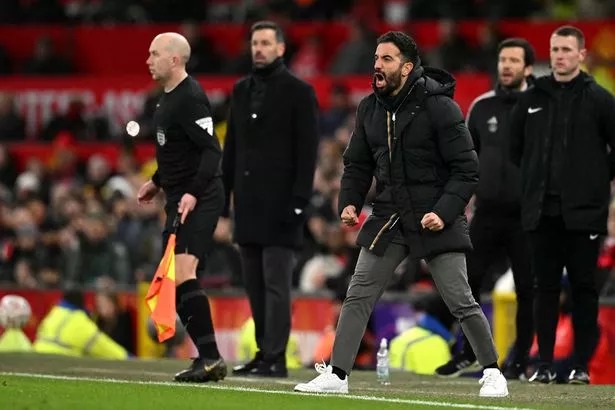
[507,221,534,363]
[240,245,266,352]
[261,246,296,360]
[530,216,566,364]
[565,231,600,369]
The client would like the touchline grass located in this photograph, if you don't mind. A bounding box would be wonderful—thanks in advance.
[1,354,614,409]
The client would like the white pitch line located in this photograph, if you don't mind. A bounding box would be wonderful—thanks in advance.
[0,372,534,410]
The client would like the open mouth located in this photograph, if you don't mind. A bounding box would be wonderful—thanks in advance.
[500,72,512,80]
[374,72,386,88]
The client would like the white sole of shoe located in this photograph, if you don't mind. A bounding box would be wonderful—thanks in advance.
[294,385,348,394]
[479,391,509,398]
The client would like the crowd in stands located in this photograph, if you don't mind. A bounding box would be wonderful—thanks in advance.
[2,0,615,25]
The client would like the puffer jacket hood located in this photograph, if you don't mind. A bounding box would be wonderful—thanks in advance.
[422,66,456,98]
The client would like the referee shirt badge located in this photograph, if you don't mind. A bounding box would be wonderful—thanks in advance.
[157,128,166,146]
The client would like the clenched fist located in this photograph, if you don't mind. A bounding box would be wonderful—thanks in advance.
[421,212,444,231]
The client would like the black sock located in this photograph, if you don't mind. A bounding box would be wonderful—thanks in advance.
[484,362,499,370]
[332,366,347,380]
[176,279,220,360]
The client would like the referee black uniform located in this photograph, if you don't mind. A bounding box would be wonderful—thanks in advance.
[151,74,226,382]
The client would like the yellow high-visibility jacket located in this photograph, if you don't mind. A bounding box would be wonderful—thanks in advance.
[33,303,128,360]
[389,326,451,375]
[0,328,33,352]
[237,317,302,369]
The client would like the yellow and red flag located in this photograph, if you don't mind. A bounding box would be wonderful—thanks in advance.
[145,216,179,342]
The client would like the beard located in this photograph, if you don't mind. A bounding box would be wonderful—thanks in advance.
[372,69,403,97]
[499,71,525,90]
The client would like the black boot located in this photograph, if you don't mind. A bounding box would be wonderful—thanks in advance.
[249,354,288,378]
[174,357,227,383]
[232,351,264,375]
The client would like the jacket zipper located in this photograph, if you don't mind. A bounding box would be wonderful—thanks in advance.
[387,112,393,161]
[369,212,399,251]
[372,83,415,251]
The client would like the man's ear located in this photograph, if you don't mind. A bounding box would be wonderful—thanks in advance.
[579,48,587,64]
[276,42,286,58]
[402,61,414,77]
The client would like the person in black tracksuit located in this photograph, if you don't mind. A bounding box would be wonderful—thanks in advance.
[137,32,226,383]
[222,21,319,377]
[510,26,615,384]
[436,38,536,380]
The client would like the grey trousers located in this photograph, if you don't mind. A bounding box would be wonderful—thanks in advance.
[240,245,297,360]
[331,244,498,373]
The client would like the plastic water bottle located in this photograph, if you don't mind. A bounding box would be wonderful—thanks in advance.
[376,337,391,385]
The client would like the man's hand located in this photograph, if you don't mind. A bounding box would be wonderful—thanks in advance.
[421,212,444,231]
[178,193,197,224]
[340,205,359,226]
[215,217,233,244]
[137,180,160,205]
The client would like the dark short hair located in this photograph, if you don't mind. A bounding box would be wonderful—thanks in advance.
[376,31,420,65]
[497,38,536,66]
[250,21,285,43]
[553,25,585,49]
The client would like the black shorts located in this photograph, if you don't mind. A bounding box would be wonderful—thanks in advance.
[162,178,224,261]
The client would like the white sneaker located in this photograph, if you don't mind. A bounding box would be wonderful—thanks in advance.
[294,363,349,394]
[479,368,509,397]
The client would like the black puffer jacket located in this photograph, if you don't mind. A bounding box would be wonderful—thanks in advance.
[339,66,478,259]
[510,72,615,233]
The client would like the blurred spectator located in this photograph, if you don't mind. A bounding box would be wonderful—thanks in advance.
[0,0,23,23]
[0,145,17,189]
[0,93,26,141]
[181,21,224,74]
[474,22,506,77]
[21,0,66,22]
[0,45,12,75]
[33,289,129,359]
[389,291,455,375]
[547,0,578,20]
[481,0,544,19]
[319,84,353,139]
[329,20,375,75]
[22,36,73,75]
[139,0,207,22]
[576,0,615,18]
[107,193,141,274]
[83,154,112,201]
[46,132,84,185]
[583,27,615,94]
[425,19,477,73]
[40,97,110,141]
[74,0,149,23]
[2,206,60,288]
[290,34,324,78]
[94,290,135,354]
[222,42,253,75]
[409,0,477,19]
[133,205,164,282]
[14,171,42,203]
[62,211,131,287]
[292,0,354,20]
